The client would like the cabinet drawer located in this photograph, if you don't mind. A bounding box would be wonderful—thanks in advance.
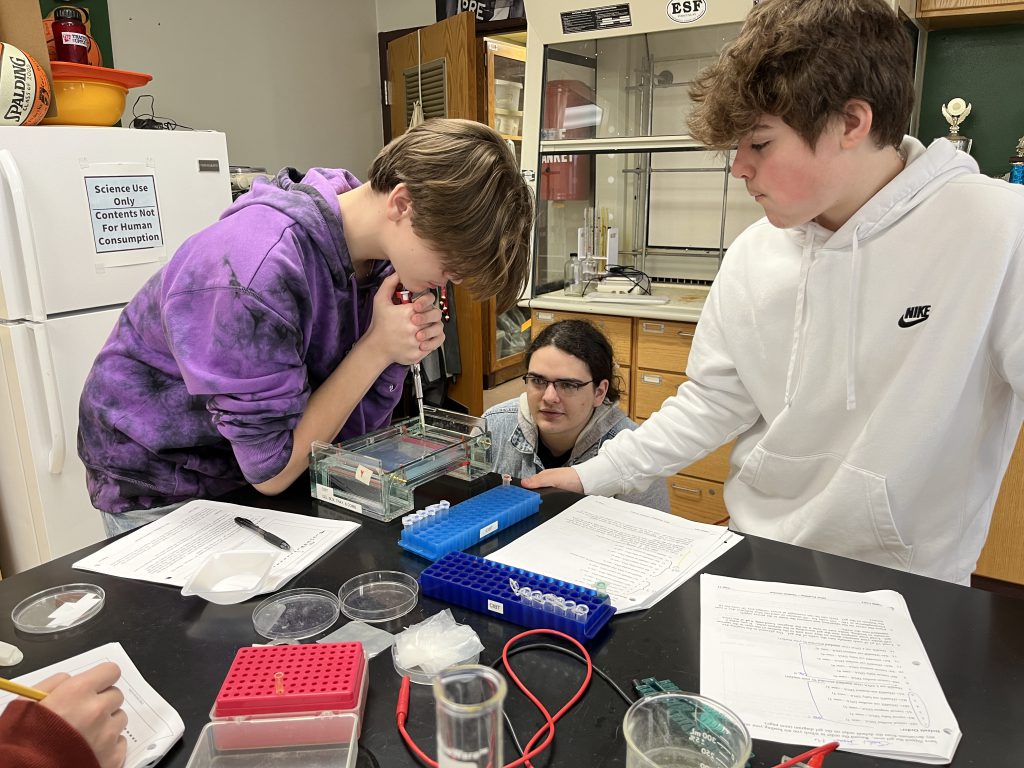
[668,475,728,525]
[635,320,696,373]
[633,369,685,420]
[682,442,733,484]
[531,310,632,366]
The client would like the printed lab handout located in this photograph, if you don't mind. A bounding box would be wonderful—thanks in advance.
[700,574,961,764]
[73,499,360,592]
[0,643,183,768]
[488,495,742,612]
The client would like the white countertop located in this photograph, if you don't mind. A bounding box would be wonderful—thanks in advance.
[519,283,709,322]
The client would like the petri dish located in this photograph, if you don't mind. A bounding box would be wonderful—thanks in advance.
[12,583,105,634]
[251,588,340,641]
[392,643,480,685]
[338,571,419,623]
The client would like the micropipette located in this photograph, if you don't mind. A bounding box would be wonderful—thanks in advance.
[394,287,426,433]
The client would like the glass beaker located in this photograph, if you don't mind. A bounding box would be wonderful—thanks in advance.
[623,693,751,768]
[433,664,507,768]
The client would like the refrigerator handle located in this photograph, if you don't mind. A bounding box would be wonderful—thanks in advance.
[0,150,48,322]
[27,323,67,475]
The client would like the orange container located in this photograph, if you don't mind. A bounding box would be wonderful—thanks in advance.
[42,61,151,126]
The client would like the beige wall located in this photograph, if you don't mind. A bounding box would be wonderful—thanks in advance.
[376,0,436,33]
[108,0,384,176]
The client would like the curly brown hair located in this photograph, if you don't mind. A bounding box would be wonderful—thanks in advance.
[687,0,914,151]
[368,118,534,311]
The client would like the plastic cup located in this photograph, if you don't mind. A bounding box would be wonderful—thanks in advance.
[433,665,506,768]
[623,693,751,768]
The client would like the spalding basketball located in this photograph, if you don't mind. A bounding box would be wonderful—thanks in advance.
[0,42,51,126]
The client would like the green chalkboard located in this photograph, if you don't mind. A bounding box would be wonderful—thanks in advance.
[917,24,1024,178]
[39,0,114,70]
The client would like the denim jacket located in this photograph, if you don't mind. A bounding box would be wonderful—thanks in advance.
[483,395,670,512]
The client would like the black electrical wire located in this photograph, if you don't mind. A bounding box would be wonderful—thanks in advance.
[605,265,653,294]
[488,641,636,758]
[129,94,194,130]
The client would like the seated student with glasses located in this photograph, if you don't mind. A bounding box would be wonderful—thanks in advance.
[483,320,670,511]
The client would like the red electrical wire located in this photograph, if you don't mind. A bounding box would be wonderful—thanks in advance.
[771,740,840,768]
[395,627,593,768]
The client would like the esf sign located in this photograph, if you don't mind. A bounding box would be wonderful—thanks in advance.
[666,0,707,23]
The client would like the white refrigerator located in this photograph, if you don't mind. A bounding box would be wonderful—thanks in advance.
[0,126,231,575]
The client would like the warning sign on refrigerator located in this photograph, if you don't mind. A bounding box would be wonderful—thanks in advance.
[86,175,165,254]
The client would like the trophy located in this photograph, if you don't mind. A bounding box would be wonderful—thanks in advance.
[1009,135,1024,185]
[940,98,973,154]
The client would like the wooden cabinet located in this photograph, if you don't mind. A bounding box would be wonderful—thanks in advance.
[916,0,1024,27]
[667,475,729,526]
[974,428,1024,585]
[633,318,733,523]
[532,309,632,413]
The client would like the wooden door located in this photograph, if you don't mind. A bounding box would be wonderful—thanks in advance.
[975,428,1024,585]
[387,13,487,415]
[483,38,529,386]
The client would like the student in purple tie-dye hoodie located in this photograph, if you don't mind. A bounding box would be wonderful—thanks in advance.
[79,119,533,535]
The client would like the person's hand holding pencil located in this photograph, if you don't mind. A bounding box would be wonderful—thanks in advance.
[2,662,127,768]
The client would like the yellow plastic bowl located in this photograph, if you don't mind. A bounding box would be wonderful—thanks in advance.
[42,78,127,126]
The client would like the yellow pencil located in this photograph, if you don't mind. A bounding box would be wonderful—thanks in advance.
[0,677,48,701]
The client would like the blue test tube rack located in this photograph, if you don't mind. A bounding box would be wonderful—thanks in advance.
[397,484,541,561]
[418,551,616,643]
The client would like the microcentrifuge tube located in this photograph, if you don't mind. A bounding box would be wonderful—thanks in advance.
[501,473,512,486]
[274,671,285,694]
[573,604,590,622]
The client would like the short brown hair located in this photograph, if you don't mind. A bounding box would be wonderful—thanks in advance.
[368,118,534,310]
[688,0,914,150]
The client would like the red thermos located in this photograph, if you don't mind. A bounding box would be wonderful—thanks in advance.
[51,7,90,64]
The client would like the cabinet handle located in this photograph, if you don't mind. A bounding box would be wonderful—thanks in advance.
[677,331,694,338]
[642,322,665,334]
[671,484,702,496]
[537,312,554,321]
[641,374,662,385]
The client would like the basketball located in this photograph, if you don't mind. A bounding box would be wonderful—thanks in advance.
[0,42,51,126]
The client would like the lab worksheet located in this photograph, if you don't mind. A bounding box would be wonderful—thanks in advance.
[0,643,183,768]
[700,575,961,764]
[73,500,360,592]
[488,495,742,612]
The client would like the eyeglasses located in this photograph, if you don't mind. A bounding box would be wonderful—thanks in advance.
[522,374,594,395]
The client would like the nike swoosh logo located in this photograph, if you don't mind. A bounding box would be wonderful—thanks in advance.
[897,315,928,328]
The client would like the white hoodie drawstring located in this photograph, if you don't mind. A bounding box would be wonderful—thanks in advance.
[846,226,862,411]
[783,234,815,406]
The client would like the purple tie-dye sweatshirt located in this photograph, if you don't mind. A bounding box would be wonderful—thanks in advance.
[78,167,406,514]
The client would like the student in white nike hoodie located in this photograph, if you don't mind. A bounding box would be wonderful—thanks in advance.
[523,0,1024,585]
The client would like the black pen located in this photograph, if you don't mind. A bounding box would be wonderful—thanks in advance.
[233,516,291,551]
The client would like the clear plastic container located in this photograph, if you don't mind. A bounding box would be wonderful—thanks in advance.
[251,589,340,641]
[564,253,583,296]
[185,712,358,768]
[434,665,507,768]
[11,584,105,634]
[181,550,278,605]
[310,406,492,522]
[494,113,522,136]
[493,79,523,111]
[337,571,419,623]
[392,643,481,686]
